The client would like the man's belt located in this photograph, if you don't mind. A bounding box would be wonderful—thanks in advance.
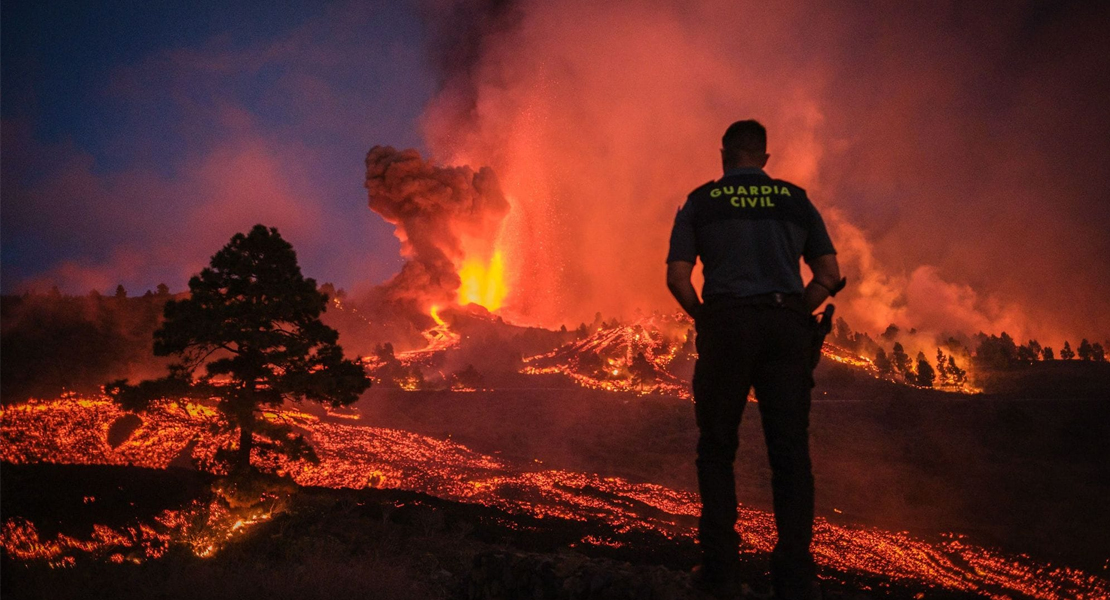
[703,292,807,315]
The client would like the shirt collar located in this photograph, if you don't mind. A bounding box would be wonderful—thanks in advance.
[724,167,766,177]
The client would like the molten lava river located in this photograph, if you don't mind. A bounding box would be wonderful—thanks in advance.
[1,397,1105,599]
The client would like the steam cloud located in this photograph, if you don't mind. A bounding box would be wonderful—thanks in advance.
[365,145,509,312]
[415,0,1110,348]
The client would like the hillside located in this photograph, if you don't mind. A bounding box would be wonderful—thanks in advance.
[2,463,979,600]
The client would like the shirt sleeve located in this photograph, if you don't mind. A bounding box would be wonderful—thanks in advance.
[666,201,697,263]
[803,201,836,262]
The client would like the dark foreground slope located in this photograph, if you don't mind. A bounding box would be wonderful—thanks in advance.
[359,361,1110,572]
[2,463,975,600]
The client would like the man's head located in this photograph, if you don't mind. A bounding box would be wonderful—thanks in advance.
[721,119,769,170]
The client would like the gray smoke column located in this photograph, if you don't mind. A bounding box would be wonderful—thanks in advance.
[365,145,509,312]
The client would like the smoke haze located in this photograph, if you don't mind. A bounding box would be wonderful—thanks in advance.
[418,0,1110,347]
[365,145,510,312]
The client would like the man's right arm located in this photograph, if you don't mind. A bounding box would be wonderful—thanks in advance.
[666,198,700,317]
[667,261,702,319]
[803,253,841,312]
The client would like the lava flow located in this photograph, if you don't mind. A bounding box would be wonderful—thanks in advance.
[516,314,981,399]
[2,397,1107,600]
[522,313,694,398]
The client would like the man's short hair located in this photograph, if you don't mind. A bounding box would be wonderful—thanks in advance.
[722,120,767,160]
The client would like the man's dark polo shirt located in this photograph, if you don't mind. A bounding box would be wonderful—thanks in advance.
[666,167,836,300]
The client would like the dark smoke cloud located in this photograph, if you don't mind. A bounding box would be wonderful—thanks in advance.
[417,0,1110,347]
[364,145,509,312]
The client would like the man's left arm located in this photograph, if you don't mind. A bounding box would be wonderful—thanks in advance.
[802,199,843,312]
[803,253,841,312]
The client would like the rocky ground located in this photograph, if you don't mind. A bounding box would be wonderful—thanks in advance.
[1,463,978,600]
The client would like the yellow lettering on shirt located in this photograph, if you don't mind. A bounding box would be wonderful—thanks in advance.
[712,184,787,207]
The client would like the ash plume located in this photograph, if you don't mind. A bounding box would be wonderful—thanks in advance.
[365,145,509,313]
[416,0,1110,349]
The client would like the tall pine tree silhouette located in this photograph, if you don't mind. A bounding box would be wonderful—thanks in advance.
[108,225,370,473]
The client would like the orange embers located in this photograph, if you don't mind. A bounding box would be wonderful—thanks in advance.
[519,320,982,398]
[0,495,278,566]
[2,398,1108,599]
[520,314,695,398]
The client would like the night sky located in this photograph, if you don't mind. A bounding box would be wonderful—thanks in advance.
[3,0,1109,343]
[2,1,433,295]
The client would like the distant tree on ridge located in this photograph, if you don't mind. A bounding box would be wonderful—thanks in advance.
[873,348,892,376]
[891,342,911,376]
[1078,339,1093,361]
[914,352,935,387]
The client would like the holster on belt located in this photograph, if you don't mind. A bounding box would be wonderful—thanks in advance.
[810,303,835,372]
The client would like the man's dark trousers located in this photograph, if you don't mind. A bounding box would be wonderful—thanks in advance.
[693,299,816,594]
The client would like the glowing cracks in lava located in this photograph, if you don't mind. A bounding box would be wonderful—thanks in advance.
[4,397,1110,599]
[457,250,507,311]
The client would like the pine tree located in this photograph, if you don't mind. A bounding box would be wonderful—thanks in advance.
[1078,339,1093,361]
[874,348,892,376]
[891,342,911,376]
[833,317,853,346]
[935,348,948,383]
[915,352,935,387]
[1060,341,1075,360]
[107,225,371,473]
[947,355,967,387]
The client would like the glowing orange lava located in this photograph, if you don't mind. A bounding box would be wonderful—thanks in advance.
[2,397,1107,599]
[456,250,507,311]
[430,305,446,327]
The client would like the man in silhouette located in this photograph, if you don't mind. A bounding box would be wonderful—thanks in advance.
[666,120,842,599]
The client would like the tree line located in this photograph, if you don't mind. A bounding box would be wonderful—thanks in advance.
[972,332,1106,367]
[1,285,176,403]
[830,318,1108,389]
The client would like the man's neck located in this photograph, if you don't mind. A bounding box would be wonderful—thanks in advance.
[723,165,765,175]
